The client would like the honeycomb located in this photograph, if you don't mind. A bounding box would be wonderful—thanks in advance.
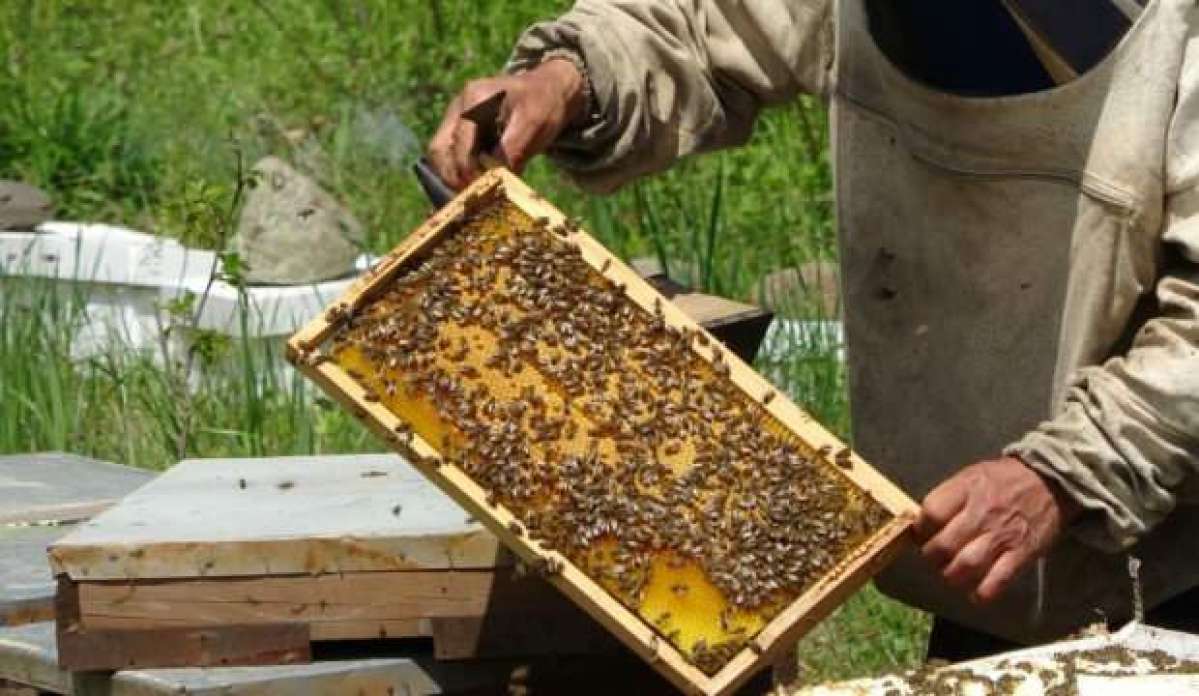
[325,198,892,674]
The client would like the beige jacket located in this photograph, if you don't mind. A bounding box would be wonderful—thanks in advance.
[510,0,1199,644]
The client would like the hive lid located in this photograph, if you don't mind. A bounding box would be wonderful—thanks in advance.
[49,454,502,580]
[0,452,153,526]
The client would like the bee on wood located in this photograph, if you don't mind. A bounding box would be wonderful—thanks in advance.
[508,520,525,536]
[537,556,564,576]
[325,304,348,324]
[648,634,661,663]
[762,390,776,405]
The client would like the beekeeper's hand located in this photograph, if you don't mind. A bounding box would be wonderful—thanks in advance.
[915,456,1081,604]
[428,59,587,190]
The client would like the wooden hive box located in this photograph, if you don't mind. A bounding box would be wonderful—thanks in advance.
[47,455,620,671]
[287,169,918,696]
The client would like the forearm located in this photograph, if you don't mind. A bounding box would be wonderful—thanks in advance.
[1006,273,1199,551]
[506,0,832,192]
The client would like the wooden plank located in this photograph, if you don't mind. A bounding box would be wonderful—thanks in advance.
[58,575,311,671]
[0,526,63,628]
[287,168,918,696]
[0,453,153,526]
[0,621,547,695]
[58,622,312,672]
[79,615,428,643]
[1,455,151,628]
[74,571,561,631]
[50,454,503,580]
[0,501,116,527]
[68,569,621,658]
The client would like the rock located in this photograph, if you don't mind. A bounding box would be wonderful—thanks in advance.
[234,156,364,285]
[754,261,841,317]
[0,181,54,230]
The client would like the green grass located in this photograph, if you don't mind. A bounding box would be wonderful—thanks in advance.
[0,0,927,685]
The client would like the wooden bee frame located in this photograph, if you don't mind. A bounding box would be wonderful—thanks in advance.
[287,168,917,696]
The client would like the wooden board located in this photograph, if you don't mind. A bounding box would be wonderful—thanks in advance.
[68,568,609,646]
[287,168,919,696]
[0,453,152,526]
[57,575,314,671]
[1,525,64,628]
[49,454,624,669]
[49,454,504,580]
[3,621,668,695]
[2,453,153,628]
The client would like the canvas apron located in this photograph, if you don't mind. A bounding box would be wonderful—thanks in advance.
[831,0,1199,643]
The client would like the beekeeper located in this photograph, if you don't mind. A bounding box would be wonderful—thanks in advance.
[428,0,1199,658]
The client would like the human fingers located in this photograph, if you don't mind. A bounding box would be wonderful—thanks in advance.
[920,501,982,571]
[495,109,555,174]
[446,116,480,189]
[941,531,1004,592]
[915,476,969,544]
[428,95,465,188]
[431,78,511,189]
[973,548,1032,604]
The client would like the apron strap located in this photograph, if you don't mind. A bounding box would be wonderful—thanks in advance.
[1000,0,1144,84]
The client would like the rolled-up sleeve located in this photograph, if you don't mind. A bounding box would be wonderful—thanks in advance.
[506,0,832,192]
[1006,34,1199,552]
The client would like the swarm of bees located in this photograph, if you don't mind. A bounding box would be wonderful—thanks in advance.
[328,200,891,674]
